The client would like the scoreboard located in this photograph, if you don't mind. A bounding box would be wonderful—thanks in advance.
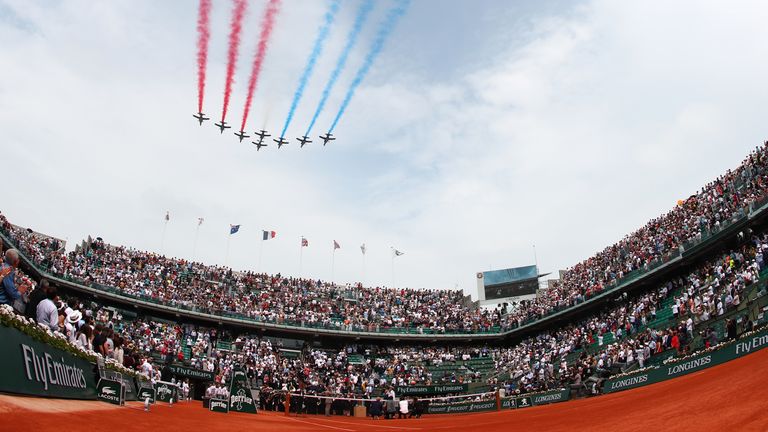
[477,265,539,303]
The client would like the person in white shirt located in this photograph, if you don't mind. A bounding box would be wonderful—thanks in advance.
[36,287,59,332]
[398,398,409,419]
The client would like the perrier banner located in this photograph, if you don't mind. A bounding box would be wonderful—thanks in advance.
[154,381,178,403]
[228,367,257,414]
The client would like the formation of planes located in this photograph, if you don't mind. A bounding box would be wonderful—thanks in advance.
[193,112,336,151]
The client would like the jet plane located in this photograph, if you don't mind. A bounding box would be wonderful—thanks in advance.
[319,132,336,146]
[273,136,289,149]
[234,130,250,142]
[296,135,312,148]
[214,120,231,134]
[193,112,210,125]
[254,130,271,140]
[252,141,268,151]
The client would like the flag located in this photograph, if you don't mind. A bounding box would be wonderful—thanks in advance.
[360,243,366,255]
[393,248,404,257]
[301,237,309,247]
[262,230,276,240]
[165,211,170,222]
[333,240,340,250]
[197,217,204,226]
[230,224,240,235]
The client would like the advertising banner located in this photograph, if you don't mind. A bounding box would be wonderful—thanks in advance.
[396,384,469,396]
[165,365,215,382]
[228,368,257,414]
[97,378,124,405]
[604,327,768,393]
[426,400,496,414]
[0,325,98,399]
[155,381,178,403]
[209,398,230,413]
[137,387,156,404]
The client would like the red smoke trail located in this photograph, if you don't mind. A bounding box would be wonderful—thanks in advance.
[240,0,281,132]
[221,0,248,123]
[196,0,212,114]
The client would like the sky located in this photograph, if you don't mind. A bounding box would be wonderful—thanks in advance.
[1,0,767,299]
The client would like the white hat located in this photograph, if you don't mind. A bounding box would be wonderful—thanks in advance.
[67,310,83,324]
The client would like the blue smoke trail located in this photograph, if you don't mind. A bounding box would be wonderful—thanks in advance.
[304,0,375,137]
[328,0,410,134]
[279,0,341,139]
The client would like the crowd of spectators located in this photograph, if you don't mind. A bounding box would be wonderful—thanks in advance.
[1,143,768,404]
[3,144,768,337]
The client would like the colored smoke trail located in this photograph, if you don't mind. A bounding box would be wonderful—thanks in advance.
[196,0,212,114]
[279,0,341,138]
[305,0,374,136]
[240,0,281,132]
[221,0,248,123]
[328,0,410,134]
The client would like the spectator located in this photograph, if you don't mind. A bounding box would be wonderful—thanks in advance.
[0,249,22,307]
[36,285,59,332]
[25,279,49,320]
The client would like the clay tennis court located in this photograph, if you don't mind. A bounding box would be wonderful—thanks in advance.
[3,346,767,432]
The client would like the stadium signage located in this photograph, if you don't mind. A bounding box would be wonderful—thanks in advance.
[0,325,97,399]
[396,384,469,396]
[228,367,257,414]
[426,400,496,414]
[209,398,230,413]
[604,327,768,394]
[531,388,570,405]
[515,396,532,408]
[165,365,215,381]
[97,378,124,405]
[137,387,156,403]
[155,381,178,403]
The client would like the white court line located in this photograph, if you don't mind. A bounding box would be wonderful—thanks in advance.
[284,416,356,431]
[318,418,423,430]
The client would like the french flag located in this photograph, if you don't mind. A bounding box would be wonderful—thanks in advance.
[262,230,276,240]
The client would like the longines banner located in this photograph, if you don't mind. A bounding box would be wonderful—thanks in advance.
[397,384,469,396]
[165,364,215,382]
[0,324,97,399]
[604,327,768,394]
[531,388,570,405]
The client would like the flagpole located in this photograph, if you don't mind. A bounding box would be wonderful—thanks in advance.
[258,238,264,272]
[391,248,395,288]
[362,249,366,288]
[160,218,169,256]
[192,224,201,260]
[225,233,232,266]
[299,237,304,278]
[331,247,336,286]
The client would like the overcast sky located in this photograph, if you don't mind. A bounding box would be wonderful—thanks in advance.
[1,0,767,298]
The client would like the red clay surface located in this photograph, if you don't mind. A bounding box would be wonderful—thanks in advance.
[2,346,768,432]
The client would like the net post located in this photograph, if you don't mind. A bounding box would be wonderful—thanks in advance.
[495,389,501,411]
[284,392,291,416]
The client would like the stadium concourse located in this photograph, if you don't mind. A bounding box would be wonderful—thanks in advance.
[2,344,768,432]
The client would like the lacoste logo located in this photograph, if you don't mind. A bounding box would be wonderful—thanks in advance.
[102,387,117,395]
